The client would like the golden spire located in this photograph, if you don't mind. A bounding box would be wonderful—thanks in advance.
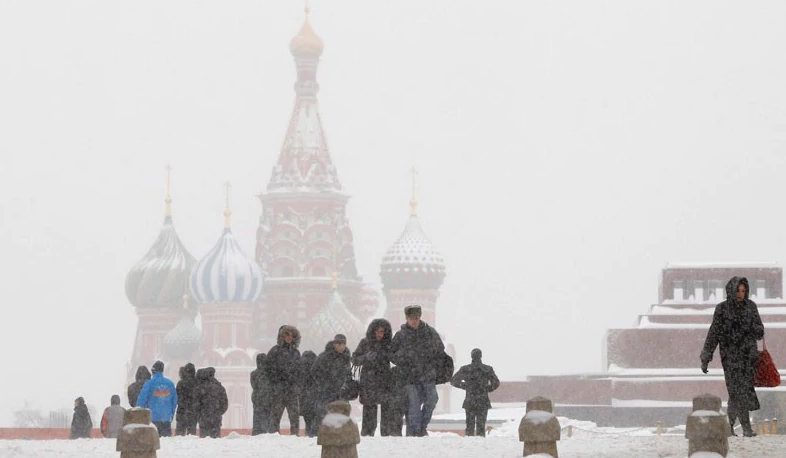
[290,0,324,58]
[165,164,173,216]
[409,167,419,216]
[223,181,232,228]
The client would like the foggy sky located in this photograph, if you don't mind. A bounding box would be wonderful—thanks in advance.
[2,1,786,422]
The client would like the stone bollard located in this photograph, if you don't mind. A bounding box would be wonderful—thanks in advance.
[116,408,160,458]
[317,401,360,458]
[685,394,728,458]
[519,396,561,458]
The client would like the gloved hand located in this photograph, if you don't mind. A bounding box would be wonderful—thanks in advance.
[701,361,709,374]
[365,352,377,362]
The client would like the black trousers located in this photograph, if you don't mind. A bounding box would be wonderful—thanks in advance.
[361,403,400,436]
[153,421,172,437]
[465,408,488,437]
[199,422,221,438]
[252,403,271,435]
[175,418,196,436]
[269,391,299,435]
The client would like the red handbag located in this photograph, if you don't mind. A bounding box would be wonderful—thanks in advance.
[754,339,781,388]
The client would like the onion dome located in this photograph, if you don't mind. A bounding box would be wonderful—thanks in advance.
[289,7,324,58]
[125,192,196,308]
[301,276,366,352]
[190,192,264,304]
[163,295,202,360]
[380,195,446,290]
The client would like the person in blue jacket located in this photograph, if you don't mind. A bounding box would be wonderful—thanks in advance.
[137,360,178,436]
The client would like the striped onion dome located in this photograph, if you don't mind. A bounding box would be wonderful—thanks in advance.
[190,227,264,304]
[125,214,196,308]
[380,214,446,290]
[163,314,202,360]
[300,287,365,353]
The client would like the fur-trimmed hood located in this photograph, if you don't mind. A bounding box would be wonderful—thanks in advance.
[276,325,301,349]
[365,318,392,342]
[726,276,750,301]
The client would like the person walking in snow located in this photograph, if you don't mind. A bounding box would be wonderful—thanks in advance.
[298,350,319,437]
[450,348,500,437]
[136,360,178,437]
[352,318,396,436]
[266,325,302,435]
[390,304,445,437]
[175,363,197,436]
[127,365,151,407]
[251,353,272,435]
[701,276,764,437]
[100,395,125,438]
[194,367,229,438]
[312,335,352,432]
[70,396,92,439]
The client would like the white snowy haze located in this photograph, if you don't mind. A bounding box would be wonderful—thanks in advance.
[2,0,786,424]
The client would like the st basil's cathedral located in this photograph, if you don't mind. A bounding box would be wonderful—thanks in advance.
[123,8,451,428]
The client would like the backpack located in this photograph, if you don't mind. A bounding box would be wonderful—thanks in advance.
[435,351,454,385]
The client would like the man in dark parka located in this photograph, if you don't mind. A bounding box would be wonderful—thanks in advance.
[390,304,445,437]
[127,365,151,408]
[450,348,500,437]
[701,276,764,437]
[312,335,352,431]
[175,363,197,436]
[250,353,271,435]
[193,367,228,438]
[265,325,302,435]
[352,318,395,436]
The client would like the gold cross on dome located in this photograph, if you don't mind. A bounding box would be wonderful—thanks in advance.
[223,181,232,228]
[164,164,173,216]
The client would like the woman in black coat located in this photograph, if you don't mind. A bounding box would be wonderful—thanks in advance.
[701,276,764,437]
[352,318,394,436]
[127,365,151,408]
[70,397,93,439]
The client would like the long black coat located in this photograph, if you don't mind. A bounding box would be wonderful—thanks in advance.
[127,366,151,408]
[352,318,393,405]
[176,363,197,425]
[298,351,319,417]
[701,276,764,414]
[390,321,445,385]
[70,397,92,439]
[450,360,501,410]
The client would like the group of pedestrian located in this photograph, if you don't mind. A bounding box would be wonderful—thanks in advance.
[250,304,499,438]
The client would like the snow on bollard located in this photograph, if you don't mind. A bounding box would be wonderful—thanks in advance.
[685,394,728,458]
[116,408,160,458]
[317,400,360,458]
[518,396,561,458]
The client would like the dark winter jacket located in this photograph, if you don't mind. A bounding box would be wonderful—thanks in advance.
[298,351,319,417]
[266,325,302,394]
[312,343,352,403]
[701,276,764,413]
[450,357,501,410]
[194,367,229,428]
[390,321,445,385]
[176,363,197,424]
[352,318,393,405]
[137,371,178,422]
[70,397,92,439]
[251,354,271,408]
[127,366,151,407]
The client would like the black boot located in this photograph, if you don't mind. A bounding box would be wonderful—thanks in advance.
[739,411,757,437]
[728,415,738,437]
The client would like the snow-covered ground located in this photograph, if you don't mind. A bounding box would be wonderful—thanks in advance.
[1,417,783,458]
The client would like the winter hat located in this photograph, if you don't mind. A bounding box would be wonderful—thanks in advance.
[471,348,482,361]
[110,395,121,405]
[333,334,347,345]
[152,360,165,374]
[404,304,422,318]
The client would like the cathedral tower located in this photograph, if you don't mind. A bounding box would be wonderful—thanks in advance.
[255,7,368,347]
